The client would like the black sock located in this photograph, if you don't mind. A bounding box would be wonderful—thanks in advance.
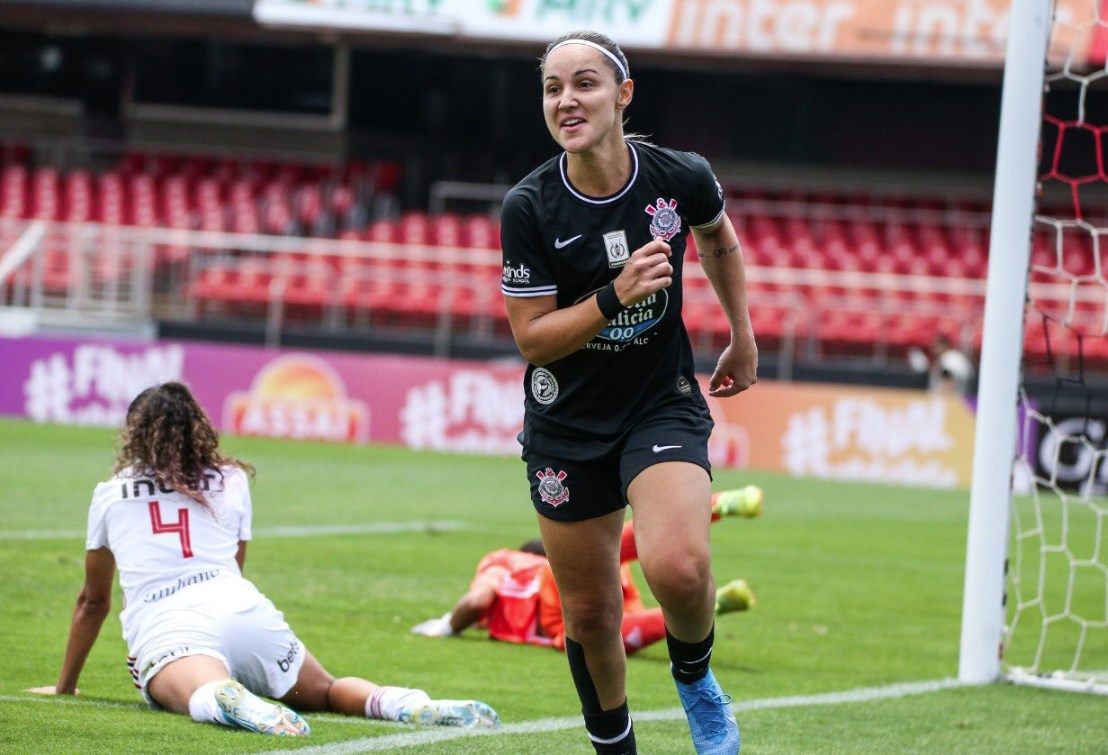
[566,637,637,754]
[583,701,636,755]
[667,624,714,684]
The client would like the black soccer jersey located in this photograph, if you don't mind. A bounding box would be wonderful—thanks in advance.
[500,141,725,448]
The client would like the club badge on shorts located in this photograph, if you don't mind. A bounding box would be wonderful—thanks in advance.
[536,468,570,507]
[645,198,681,241]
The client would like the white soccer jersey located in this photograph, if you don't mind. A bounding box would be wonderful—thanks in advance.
[86,466,252,645]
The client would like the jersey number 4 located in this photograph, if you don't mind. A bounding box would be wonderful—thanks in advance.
[148,501,194,558]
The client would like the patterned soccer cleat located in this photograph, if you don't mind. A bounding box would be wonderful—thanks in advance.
[399,699,500,729]
[712,486,763,519]
[214,679,310,736]
[675,668,740,755]
[714,579,756,615]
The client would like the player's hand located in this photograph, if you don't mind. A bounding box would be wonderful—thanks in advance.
[709,327,758,397]
[613,239,673,307]
[27,685,77,695]
[411,613,456,637]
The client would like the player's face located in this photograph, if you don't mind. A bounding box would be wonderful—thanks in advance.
[542,45,632,154]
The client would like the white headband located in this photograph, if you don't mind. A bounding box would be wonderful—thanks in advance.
[547,39,629,80]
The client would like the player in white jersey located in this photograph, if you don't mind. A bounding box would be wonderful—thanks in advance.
[31,382,499,737]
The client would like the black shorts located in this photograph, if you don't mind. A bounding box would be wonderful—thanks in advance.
[522,406,714,522]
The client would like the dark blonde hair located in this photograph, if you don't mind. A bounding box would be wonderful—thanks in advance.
[541,30,630,84]
[114,382,253,506]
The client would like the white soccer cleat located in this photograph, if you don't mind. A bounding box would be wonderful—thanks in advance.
[214,679,310,736]
[398,699,500,729]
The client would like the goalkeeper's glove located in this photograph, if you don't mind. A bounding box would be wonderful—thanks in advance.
[411,612,456,637]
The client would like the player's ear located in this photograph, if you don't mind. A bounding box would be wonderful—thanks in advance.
[617,79,633,111]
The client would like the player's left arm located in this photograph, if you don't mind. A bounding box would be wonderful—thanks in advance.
[236,540,247,572]
[31,547,116,695]
[692,213,758,397]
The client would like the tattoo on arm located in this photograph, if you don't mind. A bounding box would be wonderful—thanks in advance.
[699,243,739,259]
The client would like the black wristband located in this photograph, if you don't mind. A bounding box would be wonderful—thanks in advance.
[596,283,624,320]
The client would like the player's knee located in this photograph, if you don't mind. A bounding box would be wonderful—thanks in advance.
[563,599,623,642]
[648,554,711,608]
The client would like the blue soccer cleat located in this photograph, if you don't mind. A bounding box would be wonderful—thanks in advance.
[399,699,500,729]
[675,668,740,754]
[214,679,310,736]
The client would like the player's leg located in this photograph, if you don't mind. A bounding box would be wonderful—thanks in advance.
[147,654,233,715]
[627,461,739,755]
[282,651,498,728]
[627,462,716,640]
[538,509,635,754]
[146,654,309,736]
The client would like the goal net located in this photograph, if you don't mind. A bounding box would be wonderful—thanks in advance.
[964,0,1108,694]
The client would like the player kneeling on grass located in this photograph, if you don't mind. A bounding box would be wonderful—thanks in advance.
[30,382,499,737]
[413,486,763,653]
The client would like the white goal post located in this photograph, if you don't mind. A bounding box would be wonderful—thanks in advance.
[958,0,1052,686]
[960,0,1108,694]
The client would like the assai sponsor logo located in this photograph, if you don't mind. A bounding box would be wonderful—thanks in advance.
[223,355,369,442]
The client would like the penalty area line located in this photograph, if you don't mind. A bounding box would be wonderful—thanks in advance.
[0,521,469,541]
[252,678,962,754]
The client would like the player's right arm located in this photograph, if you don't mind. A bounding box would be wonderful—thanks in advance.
[448,583,498,635]
[41,547,115,695]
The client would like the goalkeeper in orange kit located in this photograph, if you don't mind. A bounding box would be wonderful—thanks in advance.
[411,486,763,654]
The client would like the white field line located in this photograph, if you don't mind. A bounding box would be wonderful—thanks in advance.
[0,521,468,541]
[248,678,964,755]
[1,679,961,753]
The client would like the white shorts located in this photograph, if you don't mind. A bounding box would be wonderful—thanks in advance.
[125,576,306,708]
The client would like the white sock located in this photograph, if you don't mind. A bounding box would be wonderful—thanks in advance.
[188,680,229,726]
[365,686,431,721]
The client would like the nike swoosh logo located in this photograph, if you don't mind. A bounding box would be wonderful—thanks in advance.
[652,445,682,453]
[554,235,583,249]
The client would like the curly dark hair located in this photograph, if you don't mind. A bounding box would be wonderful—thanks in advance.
[114,382,253,506]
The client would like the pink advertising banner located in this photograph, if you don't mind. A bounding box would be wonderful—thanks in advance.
[0,336,976,487]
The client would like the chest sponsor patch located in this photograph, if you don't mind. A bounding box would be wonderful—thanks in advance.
[597,289,668,343]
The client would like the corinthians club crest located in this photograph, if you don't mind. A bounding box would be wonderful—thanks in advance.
[645,198,681,241]
[535,467,570,507]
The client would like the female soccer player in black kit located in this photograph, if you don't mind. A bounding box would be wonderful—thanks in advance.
[499,30,757,755]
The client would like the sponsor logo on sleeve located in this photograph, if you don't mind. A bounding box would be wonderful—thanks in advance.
[502,260,532,284]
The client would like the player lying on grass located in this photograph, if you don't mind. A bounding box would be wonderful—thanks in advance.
[412,486,763,653]
[30,382,499,737]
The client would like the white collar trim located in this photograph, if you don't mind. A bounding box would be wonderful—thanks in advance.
[559,143,639,205]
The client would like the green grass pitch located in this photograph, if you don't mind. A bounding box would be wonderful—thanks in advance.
[0,417,1105,754]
